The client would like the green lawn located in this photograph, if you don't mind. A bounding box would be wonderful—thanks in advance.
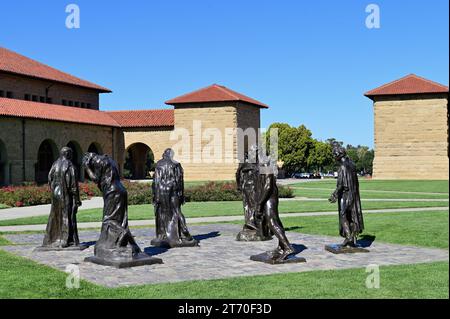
[0,248,446,298]
[0,204,9,209]
[280,210,449,249]
[291,179,449,193]
[0,199,447,226]
[292,188,449,199]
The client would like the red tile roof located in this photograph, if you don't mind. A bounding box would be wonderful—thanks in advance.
[0,47,111,93]
[106,109,174,128]
[0,97,119,127]
[365,74,449,98]
[165,84,269,108]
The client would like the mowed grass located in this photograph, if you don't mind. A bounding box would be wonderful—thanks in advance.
[291,179,449,193]
[278,210,449,249]
[0,248,447,298]
[292,188,449,199]
[0,204,9,209]
[0,199,448,226]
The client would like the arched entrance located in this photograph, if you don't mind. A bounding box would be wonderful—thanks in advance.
[0,139,8,186]
[88,142,103,154]
[35,139,58,184]
[67,141,83,181]
[124,143,154,179]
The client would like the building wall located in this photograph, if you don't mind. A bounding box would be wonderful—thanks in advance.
[0,117,119,185]
[372,93,449,180]
[122,127,174,164]
[0,72,100,109]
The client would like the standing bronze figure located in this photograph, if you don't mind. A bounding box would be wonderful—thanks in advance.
[250,154,306,264]
[37,147,85,251]
[236,146,272,241]
[83,152,162,267]
[326,144,367,254]
[151,148,198,248]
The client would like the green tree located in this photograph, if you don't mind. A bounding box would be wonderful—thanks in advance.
[308,140,334,172]
[266,123,315,175]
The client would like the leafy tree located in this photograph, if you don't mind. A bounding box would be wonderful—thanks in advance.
[308,140,334,172]
[266,123,314,175]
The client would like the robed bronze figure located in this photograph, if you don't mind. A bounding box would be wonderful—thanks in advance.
[151,148,198,248]
[38,147,84,250]
[236,146,272,241]
[250,153,305,264]
[83,152,162,267]
[326,144,367,254]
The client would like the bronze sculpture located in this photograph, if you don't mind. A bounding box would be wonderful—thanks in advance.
[236,146,272,241]
[83,152,162,267]
[326,144,368,254]
[250,153,306,264]
[36,147,85,251]
[151,148,198,248]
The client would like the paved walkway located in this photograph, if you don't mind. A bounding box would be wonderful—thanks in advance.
[0,206,447,233]
[0,197,104,221]
[1,224,447,287]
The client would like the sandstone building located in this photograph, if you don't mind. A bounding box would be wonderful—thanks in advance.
[365,74,449,180]
[0,47,266,185]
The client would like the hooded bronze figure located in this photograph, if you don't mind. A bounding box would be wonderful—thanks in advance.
[249,152,306,264]
[83,152,162,267]
[37,146,84,251]
[151,148,198,248]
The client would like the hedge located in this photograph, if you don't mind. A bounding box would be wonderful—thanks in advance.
[0,181,294,207]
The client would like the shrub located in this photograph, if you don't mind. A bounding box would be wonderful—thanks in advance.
[0,180,294,207]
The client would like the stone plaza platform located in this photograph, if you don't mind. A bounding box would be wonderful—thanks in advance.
[1,224,448,287]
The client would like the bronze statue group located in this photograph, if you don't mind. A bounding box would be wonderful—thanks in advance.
[36,143,366,268]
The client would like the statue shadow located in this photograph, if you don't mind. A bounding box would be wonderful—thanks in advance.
[357,234,376,248]
[193,231,221,242]
[144,246,169,257]
[80,241,96,247]
[291,243,308,254]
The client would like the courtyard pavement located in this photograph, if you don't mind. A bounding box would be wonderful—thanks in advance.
[1,224,448,287]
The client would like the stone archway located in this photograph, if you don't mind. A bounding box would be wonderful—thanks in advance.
[124,143,154,179]
[35,139,58,184]
[88,142,103,155]
[0,139,8,186]
[67,141,83,182]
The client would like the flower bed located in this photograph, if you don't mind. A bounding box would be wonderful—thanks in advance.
[0,180,294,207]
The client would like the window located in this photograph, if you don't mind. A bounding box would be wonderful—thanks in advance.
[74,101,80,107]
[87,103,91,109]
[62,99,67,106]
[6,91,13,98]
[32,95,38,102]
[24,94,30,101]
[0,90,4,97]
[68,101,73,106]
[39,96,45,103]
[46,97,52,104]
[81,102,85,108]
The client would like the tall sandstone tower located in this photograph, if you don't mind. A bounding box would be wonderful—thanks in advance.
[365,74,449,180]
[166,84,267,180]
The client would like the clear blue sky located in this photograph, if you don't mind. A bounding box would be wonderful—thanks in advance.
[1,0,448,147]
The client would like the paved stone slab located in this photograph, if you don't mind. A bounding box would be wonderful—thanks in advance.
[1,224,448,288]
